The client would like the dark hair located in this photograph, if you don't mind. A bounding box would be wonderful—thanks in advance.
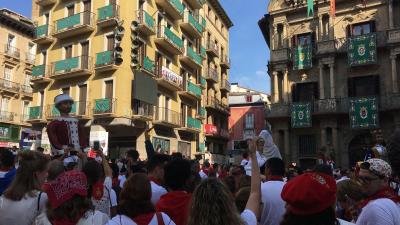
[109,162,120,179]
[186,170,202,193]
[82,160,104,198]
[118,173,154,218]
[235,187,250,213]
[223,176,236,194]
[313,164,334,177]
[203,161,210,168]
[147,154,170,172]
[47,195,93,222]
[126,150,139,161]
[386,129,400,177]
[242,152,248,159]
[266,157,285,176]
[0,149,15,168]
[47,160,65,181]
[164,158,191,191]
[4,151,49,201]
[280,207,339,225]
[238,175,251,189]
[171,152,183,160]
[36,147,45,153]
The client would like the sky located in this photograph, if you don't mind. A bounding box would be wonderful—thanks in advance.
[0,0,271,94]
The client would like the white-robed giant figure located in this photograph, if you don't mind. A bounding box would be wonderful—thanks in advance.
[244,130,282,176]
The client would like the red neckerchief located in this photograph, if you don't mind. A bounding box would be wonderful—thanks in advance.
[149,176,161,186]
[359,187,400,208]
[267,175,284,181]
[132,212,155,225]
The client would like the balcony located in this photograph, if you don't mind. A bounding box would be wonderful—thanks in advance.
[47,101,90,119]
[316,40,336,55]
[155,0,184,20]
[179,116,201,133]
[20,85,33,97]
[25,53,35,65]
[135,10,155,36]
[180,11,203,38]
[50,56,93,79]
[206,97,230,114]
[3,45,20,63]
[204,124,229,139]
[53,11,95,39]
[196,107,206,120]
[180,46,203,69]
[199,76,206,89]
[27,106,45,123]
[220,55,230,69]
[313,98,349,114]
[31,64,51,83]
[153,107,181,128]
[204,67,219,83]
[93,98,116,116]
[200,45,206,58]
[35,0,56,6]
[0,111,15,123]
[155,66,183,91]
[142,56,155,75]
[33,24,54,44]
[132,99,154,121]
[0,78,20,94]
[206,41,219,58]
[387,27,400,44]
[266,103,290,118]
[95,51,118,73]
[185,0,205,9]
[180,81,202,100]
[220,79,230,92]
[155,26,184,55]
[97,4,119,28]
[270,48,290,63]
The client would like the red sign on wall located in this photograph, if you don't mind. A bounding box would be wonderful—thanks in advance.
[204,124,218,135]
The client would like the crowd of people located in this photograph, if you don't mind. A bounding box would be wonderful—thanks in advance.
[0,126,400,225]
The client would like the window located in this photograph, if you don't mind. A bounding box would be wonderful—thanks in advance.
[23,101,29,117]
[292,82,319,102]
[105,80,113,99]
[349,21,375,36]
[298,135,317,157]
[24,73,31,86]
[40,91,44,107]
[166,59,171,69]
[245,95,252,103]
[42,51,47,65]
[178,141,191,157]
[67,5,74,17]
[4,66,12,88]
[348,76,380,97]
[245,113,254,129]
[7,34,15,47]
[106,34,115,51]
[79,84,87,115]
[277,24,284,48]
[322,15,329,40]
[44,13,50,24]
[153,137,170,154]
[64,45,72,58]
[292,33,313,47]
[1,98,9,112]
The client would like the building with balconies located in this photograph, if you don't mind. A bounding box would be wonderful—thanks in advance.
[0,9,35,149]
[259,0,400,169]
[31,0,232,160]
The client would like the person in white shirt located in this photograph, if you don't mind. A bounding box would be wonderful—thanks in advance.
[244,137,267,176]
[146,154,170,205]
[356,159,400,225]
[107,173,175,225]
[240,152,249,167]
[260,157,286,225]
[35,170,109,225]
[188,138,261,225]
[198,161,210,179]
[0,151,49,225]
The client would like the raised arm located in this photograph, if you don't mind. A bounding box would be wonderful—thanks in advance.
[245,138,261,219]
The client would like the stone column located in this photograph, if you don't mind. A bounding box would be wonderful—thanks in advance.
[329,64,335,98]
[284,128,290,163]
[332,127,340,166]
[273,71,279,103]
[283,69,289,103]
[319,64,325,99]
[389,0,394,29]
[391,55,398,93]
[321,127,327,148]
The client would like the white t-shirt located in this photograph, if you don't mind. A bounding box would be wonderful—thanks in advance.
[35,210,109,225]
[119,175,126,189]
[245,151,267,176]
[150,181,167,205]
[93,177,114,217]
[0,191,47,225]
[260,181,286,225]
[356,198,400,225]
[338,218,355,225]
[106,213,176,225]
[240,159,249,167]
[199,170,208,179]
[241,209,257,225]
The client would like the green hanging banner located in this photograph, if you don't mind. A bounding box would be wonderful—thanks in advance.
[349,97,379,129]
[347,33,377,66]
[293,45,312,70]
[307,0,314,17]
[291,102,312,128]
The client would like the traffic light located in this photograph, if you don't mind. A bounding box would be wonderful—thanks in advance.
[114,21,125,65]
[130,20,143,69]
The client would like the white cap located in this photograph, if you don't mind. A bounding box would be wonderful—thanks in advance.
[54,94,73,105]
[63,155,79,167]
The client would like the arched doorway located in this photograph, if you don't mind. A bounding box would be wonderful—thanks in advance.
[348,132,373,167]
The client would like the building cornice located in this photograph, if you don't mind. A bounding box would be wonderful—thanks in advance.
[207,0,234,28]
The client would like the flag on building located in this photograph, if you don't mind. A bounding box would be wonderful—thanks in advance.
[293,45,312,70]
[349,97,379,129]
[330,0,336,17]
[347,33,377,66]
[291,102,312,128]
[307,0,314,17]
